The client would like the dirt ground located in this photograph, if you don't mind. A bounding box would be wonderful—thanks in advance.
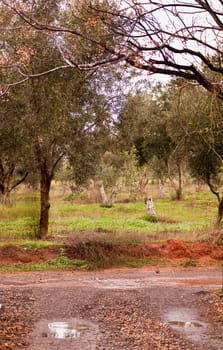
[0,267,223,350]
[0,239,222,265]
[0,239,223,350]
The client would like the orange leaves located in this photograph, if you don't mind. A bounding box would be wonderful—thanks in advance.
[97,43,106,57]
[85,14,102,28]
[14,1,32,12]
[0,53,9,65]
[132,54,145,69]
[16,44,35,64]
[12,1,22,11]
[84,12,114,30]
[134,61,143,69]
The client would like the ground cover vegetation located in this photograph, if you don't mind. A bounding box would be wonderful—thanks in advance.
[0,185,216,241]
[0,183,222,271]
[0,1,223,270]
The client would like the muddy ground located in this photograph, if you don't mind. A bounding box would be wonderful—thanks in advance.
[0,267,223,350]
[0,239,223,350]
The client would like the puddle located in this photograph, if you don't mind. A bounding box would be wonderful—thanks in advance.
[169,320,205,329]
[164,308,208,342]
[47,321,81,339]
[45,319,93,339]
[34,318,96,341]
[30,318,98,349]
[91,277,178,289]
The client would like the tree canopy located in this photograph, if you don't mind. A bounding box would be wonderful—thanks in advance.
[2,1,223,98]
[2,0,223,233]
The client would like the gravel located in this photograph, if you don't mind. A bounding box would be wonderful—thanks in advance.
[0,268,222,350]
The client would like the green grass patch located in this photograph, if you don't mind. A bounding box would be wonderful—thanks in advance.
[0,201,39,221]
[0,190,218,242]
[0,187,219,271]
[0,218,39,240]
[0,251,89,272]
[0,240,60,248]
[0,259,89,272]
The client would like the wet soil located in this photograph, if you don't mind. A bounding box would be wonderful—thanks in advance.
[0,267,223,350]
[0,237,222,349]
[0,239,222,266]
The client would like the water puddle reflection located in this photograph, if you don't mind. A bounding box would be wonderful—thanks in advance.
[48,321,81,339]
[164,308,207,342]
[41,319,93,340]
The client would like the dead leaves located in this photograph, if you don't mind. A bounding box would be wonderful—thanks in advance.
[0,289,34,350]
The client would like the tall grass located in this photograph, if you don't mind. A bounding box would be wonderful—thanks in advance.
[0,189,218,242]
[0,197,39,240]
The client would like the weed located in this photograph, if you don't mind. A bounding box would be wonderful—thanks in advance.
[58,247,70,265]
[141,214,158,223]
[0,240,60,248]
[0,255,89,272]
[180,258,198,267]
[0,184,219,271]
[100,203,113,208]
[56,247,89,269]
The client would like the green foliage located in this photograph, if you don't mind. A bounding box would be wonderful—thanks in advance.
[141,214,158,223]
[58,247,71,265]
[0,186,220,271]
[100,203,113,208]
[88,255,153,270]
[167,80,223,200]
[0,198,39,239]
[0,218,39,240]
[0,0,127,240]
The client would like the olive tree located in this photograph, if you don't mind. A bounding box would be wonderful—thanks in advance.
[0,0,125,238]
[2,1,223,100]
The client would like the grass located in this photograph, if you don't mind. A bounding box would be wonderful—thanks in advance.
[0,191,217,242]
[0,257,89,272]
[0,240,60,248]
[0,246,89,272]
[49,199,215,236]
[0,200,39,239]
[0,187,221,272]
[0,254,157,272]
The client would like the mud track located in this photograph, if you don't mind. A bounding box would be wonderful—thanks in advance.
[0,267,223,350]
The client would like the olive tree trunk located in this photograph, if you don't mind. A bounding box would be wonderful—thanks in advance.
[167,160,184,200]
[35,138,63,239]
[176,163,183,200]
[99,182,121,207]
[216,196,223,228]
[38,170,52,239]
[206,180,223,229]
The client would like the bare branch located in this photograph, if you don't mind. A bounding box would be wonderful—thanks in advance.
[2,0,223,99]
[10,171,29,192]
[0,64,75,90]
